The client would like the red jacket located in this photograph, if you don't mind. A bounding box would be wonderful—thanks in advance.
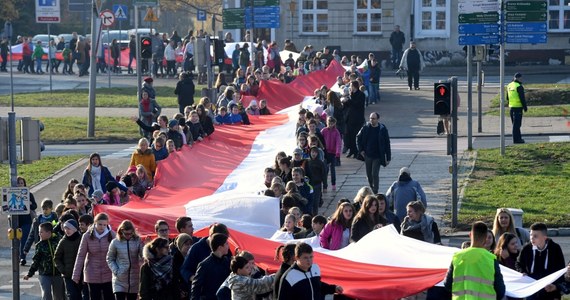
[321,127,342,156]
[22,43,32,56]
[320,221,348,250]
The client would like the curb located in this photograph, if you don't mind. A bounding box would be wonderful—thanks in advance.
[30,158,87,194]
[44,138,138,145]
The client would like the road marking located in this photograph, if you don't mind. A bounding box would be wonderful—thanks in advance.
[549,135,570,142]
[103,146,137,159]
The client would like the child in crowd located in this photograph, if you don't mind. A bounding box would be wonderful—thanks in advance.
[321,116,342,191]
[259,99,270,115]
[136,164,153,191]
[166,139,176,153]
[284,181,308,209]
[24,222,65,300]
[167,119,184,150]
[62,45,71,75]
[280,214,305,239]
[186,110,206,141]
[102,182,122,206]
[54,219,82,300]
[24,199,58,257]
[308,146,326,211]
[151,136,168,162]
[228,104,243,124]
[215,106,232,124]
[306,215,327,238]
[291,167,314,215]
[78,214,93,234]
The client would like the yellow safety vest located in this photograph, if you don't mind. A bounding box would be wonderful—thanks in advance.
[451,247,497,300]
[507,81,523,108]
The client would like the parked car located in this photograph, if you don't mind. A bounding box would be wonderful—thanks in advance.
[31,34,58,47]
[57,33,85,48]
[101,30,129,49]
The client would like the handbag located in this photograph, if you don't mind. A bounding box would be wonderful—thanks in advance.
[437,120,444,135]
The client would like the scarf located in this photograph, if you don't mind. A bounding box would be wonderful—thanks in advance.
[90,166,102,191]
[402,214,434,243]
[141,98,151,118]
[149,254,173,291]
[94,226,110,239]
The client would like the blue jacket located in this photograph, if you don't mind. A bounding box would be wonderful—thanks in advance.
[152,145,169,161]
[228,113,242,124]
[191,253,230,300]
[215,114,232,125]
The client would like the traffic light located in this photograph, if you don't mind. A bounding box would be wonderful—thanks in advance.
[213,39,226,65]
[20,118,44,163]
[434,82,451,115]
[141,37,152,59]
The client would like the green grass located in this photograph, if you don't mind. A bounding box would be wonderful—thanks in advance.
[40,116,139,142]
[486,105,570,117]
[490,83,570,108]
[0,155,83,187]
[459,142,570,227]
[0,85,208,108]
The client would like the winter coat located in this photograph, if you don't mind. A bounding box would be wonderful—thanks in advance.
[320,221,349,250]
[351,215,383,243]
[344,90,366,127]
[277,263,336,300]
[307,158,326,186]
[226,272,275,300]
[400,47,425,71]
[191,253,231,300]
[32,45,45,60]
[385,173,426,221]
[106,237,143,293]
[320,127,342,156]
[356,122,391,165]
[140,244,178,300]
[54,231,82,278]
[27,235,61,277]
[72,226,116,284]
[129,148,157,179]
[24,212,58,253]
[82,165,119,197]
[174,77,195,107]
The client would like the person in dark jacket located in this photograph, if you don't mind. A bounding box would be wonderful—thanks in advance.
[400,201,441,244]
[356,112,391,194]
[191,233,231,300]
[368,58,381,104]
[167,120,184,150]
[389,25,405,69]
[82,152,125,197]
[277,242,342,300]
[516,222,566,300]
[171,233,193,300]
[174,72,195,114]
[377,194,400,233]
[128,35,136,74]
[350,195,385,243]
[273,244,297,299]
[140,237,179,300]
[399,41,425,90]
[342,80,366,158]
[54,219,82,300]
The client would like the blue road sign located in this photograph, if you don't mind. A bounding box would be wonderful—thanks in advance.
[459,34,500,45]
[113,5,128,20]
[38,0,56,6]
[197,9,206,21]
[506,33,547,44]
[244,6,280,28]
[506,22,547,33]
[458,24,500,34]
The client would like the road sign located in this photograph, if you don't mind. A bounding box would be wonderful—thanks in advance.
[506,11,547,22]
[506,22,547,32]
[197,9,206,21]
[458,12,499,24]
[458,23,500,34]
[505,0,547,12]
[113,5,128,20]
[68,0,87,12]
[244,0,280,6]
[144,7,158,22]
[458,0,500,14]
[459,34,500,45]
[36,0,60,23]
[223,8,245,29]
[244,6,281,28]
[1,187,30,215]
[134,0,157,6]
[506,33,547,43]
[100,9,115,27]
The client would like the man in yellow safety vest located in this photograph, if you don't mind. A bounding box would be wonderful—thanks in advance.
[506,72,528,144]
[443,221,505,299]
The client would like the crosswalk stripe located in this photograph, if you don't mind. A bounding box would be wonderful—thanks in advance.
[103,146,137,159]
[549,136,570,142]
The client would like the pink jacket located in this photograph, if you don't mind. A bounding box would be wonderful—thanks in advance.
[320,222,348,250]
[321,127,342,156]
[72,227,116,284]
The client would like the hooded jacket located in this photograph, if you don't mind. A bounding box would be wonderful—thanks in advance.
[27,234,61,277]
[72,225,116,284]
[54,231,82,278]
[129,148,157,180]
[174,76,195,107]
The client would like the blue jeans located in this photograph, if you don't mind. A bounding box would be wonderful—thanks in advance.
[312,183,322,215]
[368,83,380,103]
[391,48,402,68]
[64,277,82,300]
[35,58,43,73]
[38,275,65,300]
[19,222,31,259]
[510,107,523,142]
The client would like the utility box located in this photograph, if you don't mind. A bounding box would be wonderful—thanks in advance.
[20,118,41,163]
[505,208,524,228]
[474,45,487,62]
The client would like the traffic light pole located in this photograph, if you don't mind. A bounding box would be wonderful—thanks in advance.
[135,5,142,102]
[87,0,99,137]
[467,46,473,150]
[8,111,20,300]
[450,76,458,228]
[499,0,506,156]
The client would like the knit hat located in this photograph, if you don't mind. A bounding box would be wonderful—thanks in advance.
[178,118,186,126]
[168,119,179,128]
[63,219,79,232]
[105,181,118,192]
[144,77,153,83]
[92,189,104,199]
[514,72,522,79]
[175,233,193,251]
[293,148,303,155]
[399,167,411,176]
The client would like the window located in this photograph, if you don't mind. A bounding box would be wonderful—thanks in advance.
[548,0,570,32]
[414,0,450,38]
[300,0,328,34]
[354,0,382,34]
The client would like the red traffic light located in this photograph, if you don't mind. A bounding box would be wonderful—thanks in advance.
[437,85,449,97]
[142,40,151,46]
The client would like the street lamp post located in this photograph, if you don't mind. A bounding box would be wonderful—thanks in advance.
[289,0,296,40]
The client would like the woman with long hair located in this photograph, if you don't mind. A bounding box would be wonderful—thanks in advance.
[400,201,441,244]
[196,104,215,136]
[320,202,355,250]
[62,178,79,202]
[129,138,157,181]
[492,208,530,247]
[352,186,373,213]
[106,220,143,300]
[351,195,385,243]
[494,232,519,270]
[139,237,178,299]
[72,213,116,300]
[82,153,120,197]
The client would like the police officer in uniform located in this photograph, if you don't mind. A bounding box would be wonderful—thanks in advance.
[443,221,505,299]
[507,73,528,144]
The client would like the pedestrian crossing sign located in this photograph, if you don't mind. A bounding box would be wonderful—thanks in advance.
[1,187,30,215]
[113,4,128,20]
